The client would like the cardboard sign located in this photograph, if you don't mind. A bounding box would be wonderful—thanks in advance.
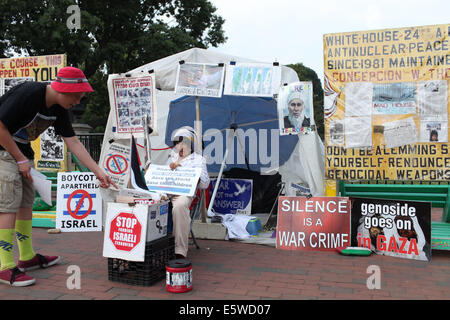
[144,164,201,197]
[208,178,253,215]
[276,196,351,251]
[100,141,131,189]
[103,203,148,262]
[350,197,431,261]
[56,172,102,232]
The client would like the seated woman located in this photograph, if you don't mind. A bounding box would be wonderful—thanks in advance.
[167,126,209,259]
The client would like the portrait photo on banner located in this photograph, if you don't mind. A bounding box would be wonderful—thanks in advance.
[175,62,225,98]
[277,82,315,136]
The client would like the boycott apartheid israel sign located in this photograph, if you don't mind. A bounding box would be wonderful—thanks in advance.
[351,197,431,261]
[276,196,351,251]
[103,203,148,262]
[56,172,102,232]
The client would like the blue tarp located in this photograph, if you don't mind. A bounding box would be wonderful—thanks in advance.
[165,95,298,173]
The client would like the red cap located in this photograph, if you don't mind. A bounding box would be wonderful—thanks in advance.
[51,66,94,93]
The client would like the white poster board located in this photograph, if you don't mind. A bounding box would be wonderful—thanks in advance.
[223,62,281,97]
[344,116,372,149]
[383,117,419,149]
[103,203,148,262]
[144,164,201,197]
[99,141,131,189]
[344,82,373,117]
[108,74,157,136]
[56,172,103,232]
[175,62,225,98]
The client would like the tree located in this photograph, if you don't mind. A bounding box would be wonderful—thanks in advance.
[0,0,226,131]
[287,63,324,140]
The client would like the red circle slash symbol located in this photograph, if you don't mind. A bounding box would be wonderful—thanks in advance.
[67,190,93,220]
[106,154,128,175]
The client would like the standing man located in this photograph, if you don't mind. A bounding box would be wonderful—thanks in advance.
[0,66,117,286]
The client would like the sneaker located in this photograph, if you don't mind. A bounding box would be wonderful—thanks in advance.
[17,253,61,272]
[0,267,36,287]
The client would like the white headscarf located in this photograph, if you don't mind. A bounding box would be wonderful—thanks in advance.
[171,126,201,154]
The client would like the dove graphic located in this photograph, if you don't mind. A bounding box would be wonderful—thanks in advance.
[234,182,247,196]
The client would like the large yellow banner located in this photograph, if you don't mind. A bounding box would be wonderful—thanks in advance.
[323,24,450,195]
[0,54,67,171]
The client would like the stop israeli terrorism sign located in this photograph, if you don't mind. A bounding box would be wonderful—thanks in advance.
[103,203,148,262]
[110,212,142,251]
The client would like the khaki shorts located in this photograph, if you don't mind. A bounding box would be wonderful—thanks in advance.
[0,151,35,212]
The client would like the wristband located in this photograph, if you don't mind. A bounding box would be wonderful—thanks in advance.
[17,160,29,164]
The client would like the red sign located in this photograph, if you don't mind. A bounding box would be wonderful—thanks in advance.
[109,212,142,252]
[276,196,351,251]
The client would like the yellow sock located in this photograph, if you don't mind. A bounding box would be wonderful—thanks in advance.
[0,229,16,270]
[15,219,36,261]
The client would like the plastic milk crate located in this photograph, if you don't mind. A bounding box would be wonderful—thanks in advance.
[108,235,175,286]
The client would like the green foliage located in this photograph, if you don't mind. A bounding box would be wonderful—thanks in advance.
[287,63,324,140]
[0,0,226,131]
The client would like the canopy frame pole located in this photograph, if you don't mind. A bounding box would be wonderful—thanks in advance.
[207,127,236,217]
[143,114,152,172]
[195,96,208,222]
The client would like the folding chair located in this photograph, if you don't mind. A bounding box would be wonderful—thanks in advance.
[188,190,204,249]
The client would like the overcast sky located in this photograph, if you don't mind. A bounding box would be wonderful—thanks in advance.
[209,0,450,84]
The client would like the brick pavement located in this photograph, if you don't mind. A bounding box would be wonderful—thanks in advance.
[0,209,449,301]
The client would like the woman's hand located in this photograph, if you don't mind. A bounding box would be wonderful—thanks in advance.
[169,161,181,170]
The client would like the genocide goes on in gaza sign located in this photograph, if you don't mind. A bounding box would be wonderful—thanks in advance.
[323,24,450,195]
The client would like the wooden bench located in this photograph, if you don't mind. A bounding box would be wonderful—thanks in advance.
[339,181,450,251]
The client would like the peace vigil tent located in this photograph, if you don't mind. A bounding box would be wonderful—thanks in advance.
[99,48,325,210]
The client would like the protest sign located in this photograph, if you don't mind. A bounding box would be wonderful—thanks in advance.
[103,203,148,262]
[144,164,201,197]
[276,196,351,251]
[323,24,450,195]
[350,197,431,261]
[108,74,157,136]
[56,172,102,232]
[208,178,252,215]
[100,141,131,189]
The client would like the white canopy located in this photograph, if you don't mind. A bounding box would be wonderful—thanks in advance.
[99,48,325,207]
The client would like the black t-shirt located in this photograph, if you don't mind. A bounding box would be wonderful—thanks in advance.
[0,82,75,159]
